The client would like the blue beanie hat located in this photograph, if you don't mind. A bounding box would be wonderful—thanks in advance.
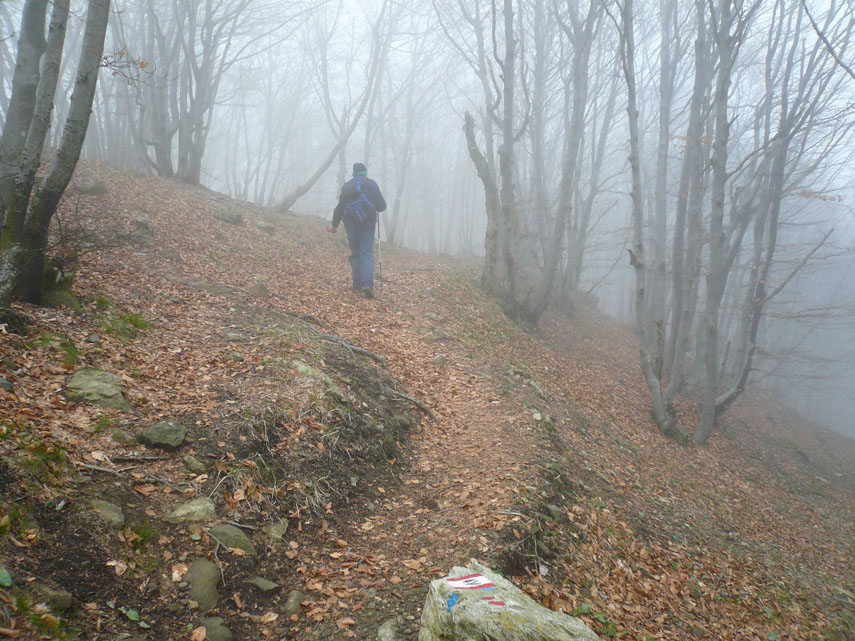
[353,162,368,176]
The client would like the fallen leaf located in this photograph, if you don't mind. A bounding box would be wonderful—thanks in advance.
[190,626,207,641]
[135,484,157,497]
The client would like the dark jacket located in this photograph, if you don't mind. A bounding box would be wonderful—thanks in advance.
[332,176,387,228]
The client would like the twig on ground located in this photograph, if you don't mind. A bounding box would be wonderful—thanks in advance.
[111,455,170,462]
[390,391,436,420]
[76,462,138,475]
[227,521,258,530]
[144,475,186,493]
[316,331,387,366]
[207,532,228,587]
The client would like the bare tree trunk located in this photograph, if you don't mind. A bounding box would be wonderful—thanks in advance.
[1,0,110,307]
[0,0,47,216]
[665,0,710,396]
[696,0,736,446]
[464,110,502,293]
[522,1,600,326]
[619,0,687,444]
[497,0,520,312]
[647,0,676,355]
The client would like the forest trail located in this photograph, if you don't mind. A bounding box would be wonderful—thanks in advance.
[1,163,854,641]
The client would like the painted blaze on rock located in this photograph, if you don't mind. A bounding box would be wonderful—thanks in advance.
[419,560,601,641]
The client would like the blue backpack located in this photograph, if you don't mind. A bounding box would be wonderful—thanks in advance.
[343,179,376,223]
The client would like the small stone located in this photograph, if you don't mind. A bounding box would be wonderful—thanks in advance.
[546,504,563,521]
[247,283,269,298]
[200,616,235,641]
[34,584,73,612]
[65,368,131,411]
[85,333,101,344]
[246,576,279,592]
[0,378,12,392]
[197,282,232,296]
[378,617,398,641]
[282,590,306,617]
[160,249,182,263]
[91,499,125,529]
[2,357,16,370]
[131,217,151,231]
[183,455,207,474]
[73,176,106,195]
[225,332,242,342]
[139,421,187,451]
[224,352,244,362]
[111,427,137,446]
[432,356,448,369]
[186,559,221,611]
[263,519,288,541]
[255,221,276,235]
[165,498,216,525]
[209,524,256,556]
[213,211,244,226]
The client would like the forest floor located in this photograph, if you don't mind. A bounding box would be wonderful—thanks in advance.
[1,161,854,641]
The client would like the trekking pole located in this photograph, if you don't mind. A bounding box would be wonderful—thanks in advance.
[376,213,383,295]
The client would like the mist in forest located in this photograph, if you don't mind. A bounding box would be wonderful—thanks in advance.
[2,0,854,439]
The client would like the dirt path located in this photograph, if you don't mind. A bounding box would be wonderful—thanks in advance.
[270,244,546,639]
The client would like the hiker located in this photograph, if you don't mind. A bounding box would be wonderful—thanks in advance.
[326,162,387,298]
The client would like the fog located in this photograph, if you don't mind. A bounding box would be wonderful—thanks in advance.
[2,0,854,439]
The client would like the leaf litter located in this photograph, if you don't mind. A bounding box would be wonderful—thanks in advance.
[0,161,853,640]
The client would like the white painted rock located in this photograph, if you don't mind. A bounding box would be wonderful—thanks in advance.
[419,560,600,641]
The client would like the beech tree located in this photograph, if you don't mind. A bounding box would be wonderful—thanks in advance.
[0,0,111,309]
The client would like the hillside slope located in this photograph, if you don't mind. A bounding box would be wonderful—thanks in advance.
[0,163,853,641]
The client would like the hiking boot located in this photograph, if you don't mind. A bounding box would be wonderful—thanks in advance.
[363,287,374,299]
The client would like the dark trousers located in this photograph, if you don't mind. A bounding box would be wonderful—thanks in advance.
[343,215,376,290]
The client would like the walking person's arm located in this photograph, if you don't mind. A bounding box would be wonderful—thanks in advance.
[327,191,347,233]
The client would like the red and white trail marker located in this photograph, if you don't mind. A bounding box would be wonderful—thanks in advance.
[446,573,495,590]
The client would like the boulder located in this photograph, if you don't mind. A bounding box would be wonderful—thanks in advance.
[187,559,221,610]
[139,421,187,451]
[209,524,256,556]
[91,499,125,529]
[65,368,131,410]
[165,498,216,524]
[418,560,600,641]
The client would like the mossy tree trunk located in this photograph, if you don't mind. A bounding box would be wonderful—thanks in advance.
[0,0,109,308]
